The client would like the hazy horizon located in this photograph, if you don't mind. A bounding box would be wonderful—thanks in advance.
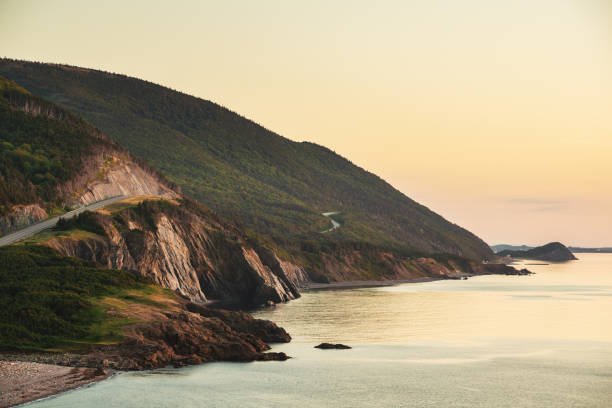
[1,0,610,247]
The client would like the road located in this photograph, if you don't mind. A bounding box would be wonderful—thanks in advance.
[321,211,341,233]
[0,196,128,247]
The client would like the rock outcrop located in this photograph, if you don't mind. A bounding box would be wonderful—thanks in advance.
[0,204,47,236]
[301,245,531,283]
[89,306,290,370]
[0,302,291,371]
[498,242,577,262]
[69,155,178,206]
[315,343,351,350]
[46,199,307,305]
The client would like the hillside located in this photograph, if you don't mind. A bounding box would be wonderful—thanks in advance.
[0,81,296,377]
[0,74,177,235]
[0,76,522,308]
[0,59,494,262]
[0,76,306,305]
[498,242,577,262]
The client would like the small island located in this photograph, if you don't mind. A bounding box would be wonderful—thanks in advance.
[498,242,577,262]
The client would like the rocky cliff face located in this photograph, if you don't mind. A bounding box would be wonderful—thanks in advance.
[305,246,530,283]
[46,199,308,305]
[65,154,178,206]
[0,204,47,236]
[0,152,178,237]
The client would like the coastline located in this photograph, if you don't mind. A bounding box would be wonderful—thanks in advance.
[302,265,533,291]
[0,360,112,408]
[303,276,439,290]
[1,266,532,406]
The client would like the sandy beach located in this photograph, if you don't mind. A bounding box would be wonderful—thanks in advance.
[0,361,110,408]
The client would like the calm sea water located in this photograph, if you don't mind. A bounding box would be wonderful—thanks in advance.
[26,254,612,407]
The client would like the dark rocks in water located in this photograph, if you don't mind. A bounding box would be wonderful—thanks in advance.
[255,352,290,361]
[186,302,292,343]
[498,242,577,262]
[315,343,351,350]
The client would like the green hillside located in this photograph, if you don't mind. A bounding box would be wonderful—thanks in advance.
[0,244,150,350]
[0,59,493,261]
[0,75,117,216]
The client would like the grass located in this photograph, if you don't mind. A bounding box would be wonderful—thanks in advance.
[100,195,171,214]
[16,229,104,245]
[0,245,178,352]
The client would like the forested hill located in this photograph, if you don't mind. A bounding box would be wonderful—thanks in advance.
[0,74,117,216]
[0,59,493,261]
[0,73,179,236]
[498,242,577,262]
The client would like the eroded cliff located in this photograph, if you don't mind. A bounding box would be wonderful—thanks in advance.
[45,198,308,305]
[295,243,530,283]
[0,204,47,236]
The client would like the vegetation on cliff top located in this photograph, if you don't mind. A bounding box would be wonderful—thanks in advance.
[0,244,169,351]
[0,59,493,261]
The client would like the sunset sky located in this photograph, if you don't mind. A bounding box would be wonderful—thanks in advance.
[1,0,610,247]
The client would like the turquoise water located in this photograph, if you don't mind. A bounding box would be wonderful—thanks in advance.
[26,254,612,407]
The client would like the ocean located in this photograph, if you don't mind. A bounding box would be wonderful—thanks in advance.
[26,254,612,407]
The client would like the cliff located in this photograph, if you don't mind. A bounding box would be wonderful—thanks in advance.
[300,243,530,282]
[498,242,577,262]
[66,154,178,206]
[0,244,291,372]
[42,198,529,304]
[45,198,308,305]
[1,74,527,308]
[1,76,308,307]
[0,204,47,236]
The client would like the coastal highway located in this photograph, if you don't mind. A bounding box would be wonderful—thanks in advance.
[321,211,341,233]
[0,196,128,247]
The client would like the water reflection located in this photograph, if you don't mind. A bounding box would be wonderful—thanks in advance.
[253,254,612,344]
[26,254,612,408]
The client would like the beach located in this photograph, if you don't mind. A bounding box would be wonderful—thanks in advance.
[0,360,110,407]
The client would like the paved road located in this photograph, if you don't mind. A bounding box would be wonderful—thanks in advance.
[0,196,128,247]
[321,211,341,233]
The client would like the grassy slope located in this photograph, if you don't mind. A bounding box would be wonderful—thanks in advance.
[0,60,493,261]
[0,245,177,351]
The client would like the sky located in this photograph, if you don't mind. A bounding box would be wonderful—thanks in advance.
[1,0,611,247]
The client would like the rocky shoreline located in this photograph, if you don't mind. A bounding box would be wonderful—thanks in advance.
[0,303,291,407]
[0,263,531,407]
[304,264,532,290]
